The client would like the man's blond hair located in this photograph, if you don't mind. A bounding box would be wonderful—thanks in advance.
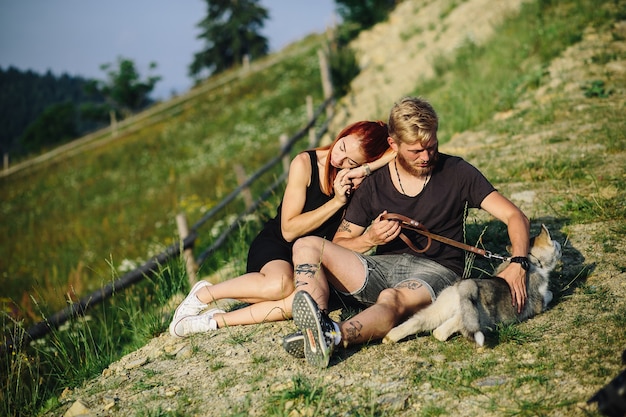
[388,97,438,146]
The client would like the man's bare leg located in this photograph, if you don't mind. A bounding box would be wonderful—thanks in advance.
[291,236,367,310]
[338,282,433,346]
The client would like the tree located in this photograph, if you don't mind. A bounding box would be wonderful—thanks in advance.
[86,57,161,119]
[19,102,77,153]
[335,0,397,43]
[189,0,269,79]
[0,66,105,157]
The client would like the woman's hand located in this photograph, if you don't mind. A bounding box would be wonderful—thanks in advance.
[344,164,370,190]
[332,168,354,204]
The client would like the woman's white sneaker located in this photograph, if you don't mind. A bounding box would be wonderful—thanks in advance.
[172,280,211,322]
[170,308,224,338]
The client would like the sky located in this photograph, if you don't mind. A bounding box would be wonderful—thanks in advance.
[0,0,337,99]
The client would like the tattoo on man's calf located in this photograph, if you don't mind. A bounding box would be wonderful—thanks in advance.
[294,263,319,279]
[345,320,363,343]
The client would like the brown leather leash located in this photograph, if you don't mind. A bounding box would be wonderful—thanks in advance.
[380,213,510,260]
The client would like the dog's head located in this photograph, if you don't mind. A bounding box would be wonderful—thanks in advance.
[528,224,562,273]
[505,224,561,273]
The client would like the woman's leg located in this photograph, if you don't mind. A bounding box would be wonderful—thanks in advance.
[212,290,297,327]
[196,259,294,304]
[170,260,296,335]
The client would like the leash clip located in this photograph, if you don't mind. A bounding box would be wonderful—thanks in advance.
[483,250,510,261]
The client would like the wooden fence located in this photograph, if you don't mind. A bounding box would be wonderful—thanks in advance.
[5,96,334,351]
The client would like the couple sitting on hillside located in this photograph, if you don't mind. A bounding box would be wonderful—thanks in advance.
[169,97,530,368]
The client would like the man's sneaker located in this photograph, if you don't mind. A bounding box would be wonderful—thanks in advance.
[170,308,224,338]
[172,280,211,322]
[292,291,340,368]
[282,331,305,358]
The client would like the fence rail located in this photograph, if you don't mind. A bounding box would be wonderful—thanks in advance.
[4,96,334,352]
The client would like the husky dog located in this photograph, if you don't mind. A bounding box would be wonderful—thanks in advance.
[384,225,561,347]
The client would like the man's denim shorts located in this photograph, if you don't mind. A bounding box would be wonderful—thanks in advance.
[335,253,459,306]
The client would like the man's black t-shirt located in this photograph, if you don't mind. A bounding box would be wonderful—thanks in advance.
[345,153,496,275]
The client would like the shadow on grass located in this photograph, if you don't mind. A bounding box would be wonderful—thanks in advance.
[465,216,593,303]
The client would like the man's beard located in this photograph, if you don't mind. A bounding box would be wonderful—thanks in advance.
[396,151,437,177]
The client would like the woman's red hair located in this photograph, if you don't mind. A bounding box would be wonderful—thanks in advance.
[318,120,389,195]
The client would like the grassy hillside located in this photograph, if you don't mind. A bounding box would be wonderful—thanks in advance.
[0,34,332,319]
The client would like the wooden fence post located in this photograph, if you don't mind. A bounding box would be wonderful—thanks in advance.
[110,110,118,137]
[279,134,290,174]
[306,96,316,147]
[242,54,250,73]
[176,213,198,285]
[3,153,8,172]
[317,49,334,118]
[234,164,254,210]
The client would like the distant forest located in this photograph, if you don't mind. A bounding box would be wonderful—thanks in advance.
[0,66,109,160]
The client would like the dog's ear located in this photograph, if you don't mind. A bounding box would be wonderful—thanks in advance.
[534,224,552,246]
[508,224,553,255]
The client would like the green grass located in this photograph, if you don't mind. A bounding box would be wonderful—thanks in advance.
[0,34,327,319]
[420,0,621,143]
[0,260,183,417]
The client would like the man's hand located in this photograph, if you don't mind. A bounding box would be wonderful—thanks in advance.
[366,211,401,246]
[498,262,527,313]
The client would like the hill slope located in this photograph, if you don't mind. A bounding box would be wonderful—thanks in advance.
[45,0,626,416]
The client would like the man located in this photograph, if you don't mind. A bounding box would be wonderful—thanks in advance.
[285,97,530,368]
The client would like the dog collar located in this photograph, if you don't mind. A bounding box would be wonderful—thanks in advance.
[510,256,530,271]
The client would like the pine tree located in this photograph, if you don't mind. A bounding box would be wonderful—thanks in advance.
[189,0,269,79]
[85,57,161,119]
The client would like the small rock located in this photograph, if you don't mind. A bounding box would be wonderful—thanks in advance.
[164,386,181,397]
[124,356,148,369]
[102,396,117,411]
[59,387,73,401]
[175,344,193,359]
[474,376,508,387]
[63,399,92,417]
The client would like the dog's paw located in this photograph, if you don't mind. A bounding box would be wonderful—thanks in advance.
[432,328,447,341]
[544,290,553,307]
[383,328,402,343]
[382,335,395,344]
[474,331,485,347]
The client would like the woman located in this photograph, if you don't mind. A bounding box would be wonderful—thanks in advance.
[170,120,394,337]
